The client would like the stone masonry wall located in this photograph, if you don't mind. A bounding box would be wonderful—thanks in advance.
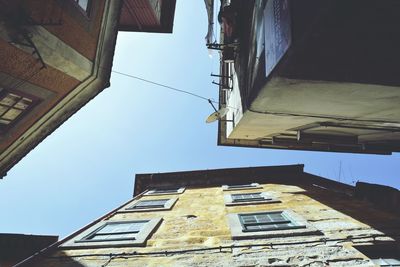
[31,183,400,266]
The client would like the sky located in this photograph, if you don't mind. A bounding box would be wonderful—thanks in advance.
[0,1,399,239]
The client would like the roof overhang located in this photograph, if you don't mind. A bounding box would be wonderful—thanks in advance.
[118,0,176,33]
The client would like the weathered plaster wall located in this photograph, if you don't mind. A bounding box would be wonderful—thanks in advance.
[31,182,400,266]
[228,76,400,141]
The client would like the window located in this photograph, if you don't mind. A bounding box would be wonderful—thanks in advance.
[224,192,280,206]
[118,197,178,212]
[61,218,162,248]
[130,199,169,209]
[144,187,185,196]
[227,210,320,240]
[79,221,147,242]
[232,192,265,202]
[72,0,91,14]
[222,183,262,191]
[0,90,36,132]
[239,211,303,232]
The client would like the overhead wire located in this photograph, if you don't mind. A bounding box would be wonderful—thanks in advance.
[111,70,214,103]
[100,62,242,111]
[42,233,400,262]
[111,70,240,112]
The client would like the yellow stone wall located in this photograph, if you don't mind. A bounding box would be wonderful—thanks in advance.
[31,183,400,266]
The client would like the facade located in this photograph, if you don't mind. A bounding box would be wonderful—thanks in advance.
[19,165,400,266]
[0,0,176,178]
[215,0,400,154]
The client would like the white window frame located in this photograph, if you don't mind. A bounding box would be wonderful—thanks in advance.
[227,210,320,240]
[144,187,185,196]
[222,183,262,191]
[61,218,162,248]
[224,192,280,206]
[118,197,178,212]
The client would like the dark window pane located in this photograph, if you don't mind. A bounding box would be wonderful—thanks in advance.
[241,215,256,223]
[246,224,275,231]
[240,212,298,232]
[132,199,168,208]
[90,233,136,240]
[151,188,180,194]
[256,214,272,223]
[269,212,285,222]
[232,193,263,201]
[97,221,146,234]
[228,184,254,189]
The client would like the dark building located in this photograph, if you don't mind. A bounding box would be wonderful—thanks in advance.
[0,233,58,267]
[213,0,400,154]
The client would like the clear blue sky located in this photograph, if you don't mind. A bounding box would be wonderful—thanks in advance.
[0,1,399,238]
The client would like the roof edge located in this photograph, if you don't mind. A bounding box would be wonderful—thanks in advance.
[134,164,305,196]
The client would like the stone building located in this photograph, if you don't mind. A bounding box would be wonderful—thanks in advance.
[18,165,400,266]
[0,0,176,178]
[213,0,400,154]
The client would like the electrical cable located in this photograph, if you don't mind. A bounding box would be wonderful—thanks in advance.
[112,70,396,125]
[111,70,214,103]
[111,70,240,112]
[43,233,400,261]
